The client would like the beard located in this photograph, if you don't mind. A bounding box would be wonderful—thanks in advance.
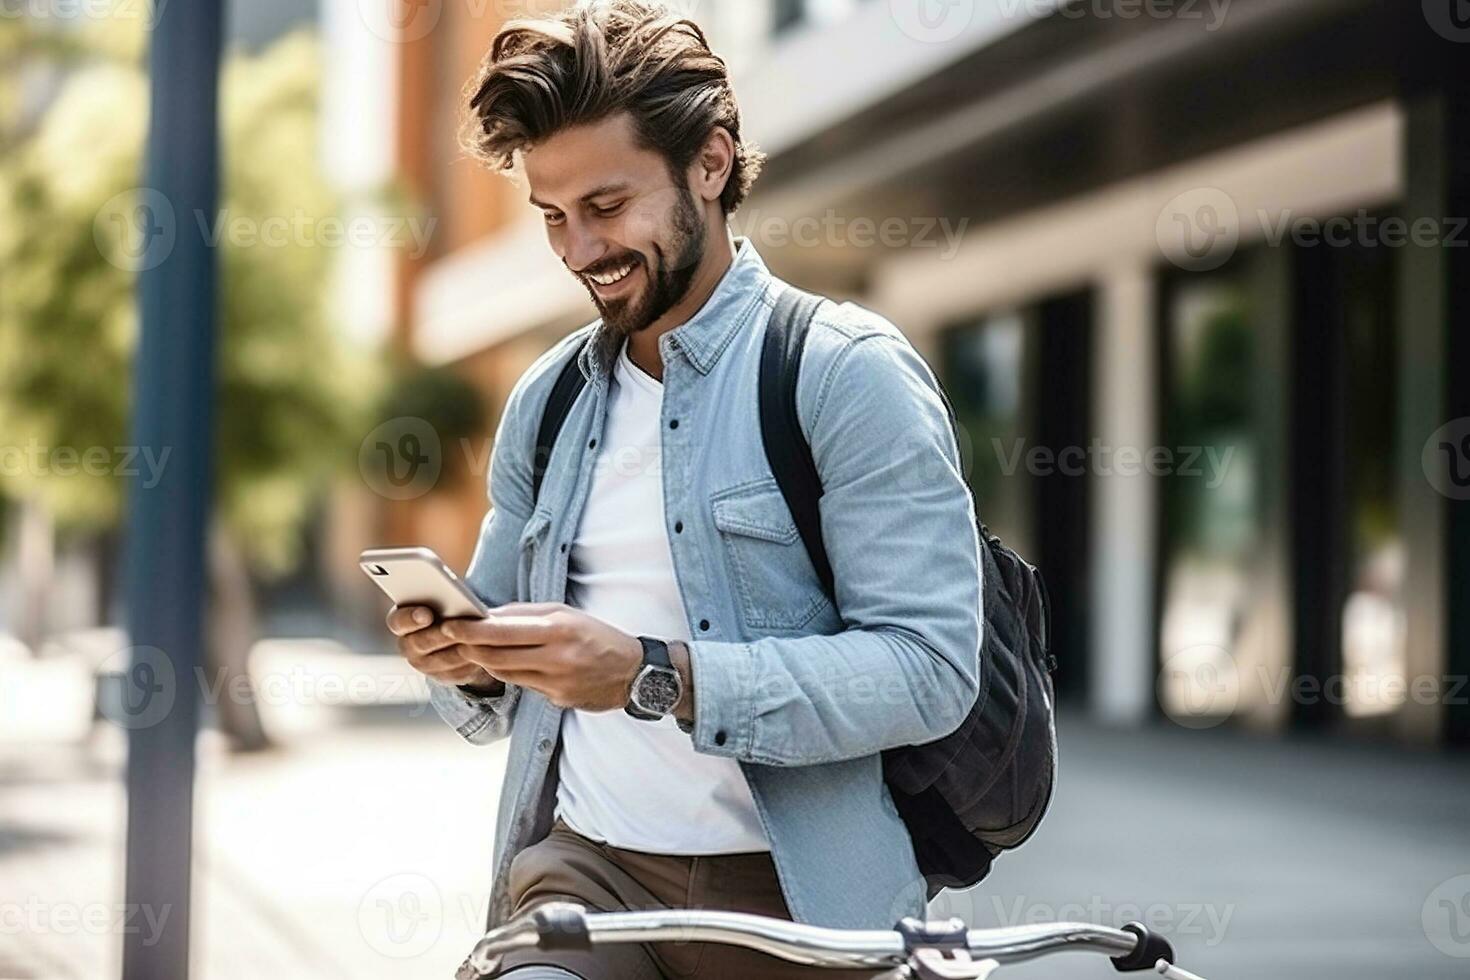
[579,185,705,338]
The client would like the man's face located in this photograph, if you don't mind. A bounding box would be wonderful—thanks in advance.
[523,112,706,337]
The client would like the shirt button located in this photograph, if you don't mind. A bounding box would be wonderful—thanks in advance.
[669,419,679,430]
[558,542,567,553]
[698,619,710,631]
[588,438,597,450]
[714,730,728,746]
[674,521,683,534]
[537,738,553,753]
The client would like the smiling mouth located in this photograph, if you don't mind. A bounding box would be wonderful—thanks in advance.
[588,262,635,285]
[584,258,641,294]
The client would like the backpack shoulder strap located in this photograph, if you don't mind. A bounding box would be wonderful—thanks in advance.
[759,286,836,600]
[532,336,592,507]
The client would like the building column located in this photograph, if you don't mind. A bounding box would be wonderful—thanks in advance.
[1397,82,1469,745]
[1089,263,1157,725]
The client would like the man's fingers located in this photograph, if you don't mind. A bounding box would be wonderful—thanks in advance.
[489,602,566,615]
[401,624,460,660]
[413,645,470,670]
[485,667,555,691]
[419,654,489,685]
[442,613,558,647]
[441,664,489,685]
[387,604,435,637]
[455,643,554,674]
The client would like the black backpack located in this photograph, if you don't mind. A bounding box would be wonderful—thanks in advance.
[532,287,1058,894]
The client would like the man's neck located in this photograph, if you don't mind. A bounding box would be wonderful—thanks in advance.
[624,229,736,381]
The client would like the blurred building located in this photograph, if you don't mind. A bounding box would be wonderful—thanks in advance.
[381,0,1468,746]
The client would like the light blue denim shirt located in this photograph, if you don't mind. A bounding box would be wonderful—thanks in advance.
[429,237,982,932]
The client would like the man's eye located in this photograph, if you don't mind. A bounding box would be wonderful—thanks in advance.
[543,211,565,226]
[591,201,626,218]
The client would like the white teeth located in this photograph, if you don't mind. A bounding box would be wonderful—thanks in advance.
[590,263,635,287]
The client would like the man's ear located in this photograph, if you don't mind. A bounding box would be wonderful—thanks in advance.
[691,126,735,206]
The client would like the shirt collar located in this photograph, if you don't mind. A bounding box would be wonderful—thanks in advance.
[577,236,775,382]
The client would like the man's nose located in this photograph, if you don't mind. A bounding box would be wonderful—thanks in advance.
[560,222,607,276]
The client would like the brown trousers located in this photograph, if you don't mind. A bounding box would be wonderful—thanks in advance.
[495,819,877,979]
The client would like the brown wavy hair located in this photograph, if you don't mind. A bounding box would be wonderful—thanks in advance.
[462,0,765,215]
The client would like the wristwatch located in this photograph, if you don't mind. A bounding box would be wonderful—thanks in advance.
[625,636,683,721]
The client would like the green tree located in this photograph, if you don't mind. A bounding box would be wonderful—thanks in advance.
[0,28,376,749]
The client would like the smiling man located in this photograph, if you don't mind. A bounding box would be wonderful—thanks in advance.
[386,3,982,978]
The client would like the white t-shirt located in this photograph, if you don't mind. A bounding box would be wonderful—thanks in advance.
[555,339,769,855]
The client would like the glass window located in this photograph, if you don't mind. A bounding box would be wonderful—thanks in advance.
[941,310,1034,558]
[1338,245,1404,719]
[1157,270,1261,724]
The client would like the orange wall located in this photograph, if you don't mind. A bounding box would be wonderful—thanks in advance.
[389,4,574,579]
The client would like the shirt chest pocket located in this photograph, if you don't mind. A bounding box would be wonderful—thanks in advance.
[710,478,832,632]
[516,508,552,601]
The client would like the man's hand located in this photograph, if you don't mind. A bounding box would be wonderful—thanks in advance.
[386,605,501,693]
[439,602,645,712]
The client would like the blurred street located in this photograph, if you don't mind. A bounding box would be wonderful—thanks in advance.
[5,3,1470,979]
[2,688,1465,980]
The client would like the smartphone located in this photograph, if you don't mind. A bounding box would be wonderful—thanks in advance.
[359,547,490,620]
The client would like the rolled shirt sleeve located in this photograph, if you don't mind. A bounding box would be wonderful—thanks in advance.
[427,673,521,746]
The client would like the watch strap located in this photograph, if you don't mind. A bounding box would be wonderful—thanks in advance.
[638,635,672,670]
[456,680,506,706]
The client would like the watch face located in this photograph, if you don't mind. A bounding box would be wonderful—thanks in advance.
[633,665,681,716]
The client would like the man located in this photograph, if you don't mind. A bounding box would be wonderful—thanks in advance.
[387,2,982,977]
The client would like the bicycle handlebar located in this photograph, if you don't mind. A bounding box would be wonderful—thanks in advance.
[455,903,1200,980]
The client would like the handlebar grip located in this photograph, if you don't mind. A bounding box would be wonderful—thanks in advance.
[532,903,592,952]
[1111,922,1174,973]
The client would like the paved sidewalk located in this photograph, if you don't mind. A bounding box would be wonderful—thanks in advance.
[2,702,1467,979]
[0,706,507,980]
[975,722,1470,980]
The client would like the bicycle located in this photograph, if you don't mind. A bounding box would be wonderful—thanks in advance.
[455,902,1213,980]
